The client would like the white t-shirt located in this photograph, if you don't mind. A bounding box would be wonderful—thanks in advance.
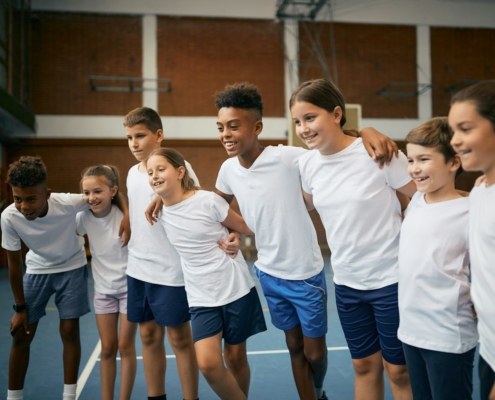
[299,138,411,290]
[398,192,478,353]
[159,190,254,307]
[126,162,199,286]
[215,145,323,280]
[469,184,495,370]
[76,206,128,294]
[1,193,87,274]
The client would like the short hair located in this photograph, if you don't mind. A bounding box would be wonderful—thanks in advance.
[406,117,462,175]
[80,165,120,204]
[214,82,263,120]
[7,156,47,188]
[123,107,163,133]
[451,80,495,131]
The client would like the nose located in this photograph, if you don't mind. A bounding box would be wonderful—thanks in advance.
[130,138,137,148]
[450,130,461,151]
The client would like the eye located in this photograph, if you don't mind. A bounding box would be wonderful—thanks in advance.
[14,198,21,203]
[28,198,37,203]
[217,126,223,132]
[421,158,429,162]
[407,159,413,163]
[294,119,300,126]
[306,115,315,121]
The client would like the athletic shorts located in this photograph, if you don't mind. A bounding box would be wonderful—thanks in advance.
[94,291,128,315]
[479,355,495,400]
[126,275,190,327]
[255,266,327,338]
[23,265,90,325]
[189,287,267,344]
[335,282,406,365]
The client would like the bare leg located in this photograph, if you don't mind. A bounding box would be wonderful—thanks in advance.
[194,332,246,400]
[95,313,119,400]
[139,320,166,397]
[59,318,81,384]
[284,325,317,399]
[167,322,198,400]
[224,341,250,397]
[383,360,412,400]
[352,350,385,400]
[118,313,137,400]
[8,321,39,390]
[303,335,328,392]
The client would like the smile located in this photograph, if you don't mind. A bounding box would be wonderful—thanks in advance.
[414,176,429,182]
[223,141,238,149]
[301,133,318,141]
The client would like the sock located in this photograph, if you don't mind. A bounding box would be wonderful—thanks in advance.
[315,387,323,398]
[148,396,166,400]
[7,389,23,400]
[62,384,76,400]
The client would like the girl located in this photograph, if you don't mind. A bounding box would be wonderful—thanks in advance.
[146,147,266,400]
[290,79,416,400]
[449,81,495,400]
[76,165,137,400]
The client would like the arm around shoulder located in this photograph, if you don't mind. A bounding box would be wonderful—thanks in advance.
[302,189,315,211]
[221,209,253,235]
[114,192,131,247]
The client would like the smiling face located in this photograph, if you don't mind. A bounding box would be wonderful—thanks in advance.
[125,124,163,163]
[449,101,495,181]
[81,176,117,218]
[406,143,459,196]
[291,101,342,155]
[147,154,184,199]
[12,184,51,220]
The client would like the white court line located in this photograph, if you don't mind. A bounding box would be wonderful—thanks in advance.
[76,339,101,400]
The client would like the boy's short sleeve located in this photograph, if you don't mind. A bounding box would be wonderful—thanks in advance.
[185,160,200,186]
[382,151,412,189]
[68,193,88,213]
[1,213,21,251]
[298,153,313,195]
[215,162,234,195]
[279,145,309,171]
[75,212,87,236]
[210,193,230,223]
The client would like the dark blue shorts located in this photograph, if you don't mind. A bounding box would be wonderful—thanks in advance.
[403,343,475,400]
[23,265,90,325]
[127,275,190,327]
[189,287,267,344]
[479,355,495,400]
[255,266,327,338]
[335,282,405,365]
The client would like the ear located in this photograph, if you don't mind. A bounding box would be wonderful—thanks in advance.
[46,188,52,200]
[254,120,263,138]
[450,154,462,173]
[110,186,118,198]
[177,166,186,180]
[333,106,343,125]
[156,129,164,142]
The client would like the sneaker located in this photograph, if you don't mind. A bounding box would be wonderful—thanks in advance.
[317,391,328,400]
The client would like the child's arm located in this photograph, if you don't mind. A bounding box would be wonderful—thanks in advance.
[114,192,131,247]
[302,189,315,212]
[221,209,253,235]
[144,195,164,225]
[7,250,30,335]
[396,192,410,216]
[359,127,399,168]
[396,180,417,198]
[215,189,242,255]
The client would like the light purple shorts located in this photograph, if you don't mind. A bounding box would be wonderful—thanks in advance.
[94,291,128,315]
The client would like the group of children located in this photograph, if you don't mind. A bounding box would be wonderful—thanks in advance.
[1,79,494,400]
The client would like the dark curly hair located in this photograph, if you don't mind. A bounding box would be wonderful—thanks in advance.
[7,156,47,188]
[214,82,263,120]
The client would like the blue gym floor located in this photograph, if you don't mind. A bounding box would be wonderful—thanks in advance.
[0,261,481,399]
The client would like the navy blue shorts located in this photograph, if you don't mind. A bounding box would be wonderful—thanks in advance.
[403,343,475,400]
[255,266,327,338]
[127,275,190,327]
[479,355,495,400]
[23,265,90,325]
[189,287,267,344]
[335,282,405,365]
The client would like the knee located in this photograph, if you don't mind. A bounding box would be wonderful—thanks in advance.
[353,357,383,377]
[139,325,162,347]
[100,342,118,360]
[225,352,248,373]
[168,332,192,352]
[385,363,410,386]
[286,335,304,358]
[118,338,135,358]
[59,323,80,343]
[197,358,222,381]
[12,331,33,348]
[304,347,327,367]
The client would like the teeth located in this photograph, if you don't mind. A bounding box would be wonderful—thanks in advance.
[224,142,237,148]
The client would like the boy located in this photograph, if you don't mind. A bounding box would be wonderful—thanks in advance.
[1,156,130,400]
[213,82,398,400]
[399,117,478,399]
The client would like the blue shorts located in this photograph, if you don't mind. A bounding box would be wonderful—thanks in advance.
[23,265,90,325]
[335,282,406,365]
[127,275,190,327]
[189,287,267,344]
[255,266,327,338]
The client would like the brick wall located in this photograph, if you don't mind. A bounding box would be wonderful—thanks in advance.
[31,12,142,115]
[431,27,495,116]
[157,17,285,117]
[299,22,418,119]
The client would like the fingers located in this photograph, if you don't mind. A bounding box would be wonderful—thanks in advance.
[23,320,30,335]
[144,210,155,225]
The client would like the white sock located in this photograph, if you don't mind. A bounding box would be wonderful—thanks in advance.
[62,384,76,400]
[7,389,23,400]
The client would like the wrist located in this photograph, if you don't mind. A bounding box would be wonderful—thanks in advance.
[13,303,27,313]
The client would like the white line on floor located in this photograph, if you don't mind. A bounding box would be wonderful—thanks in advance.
[76,339,101,400]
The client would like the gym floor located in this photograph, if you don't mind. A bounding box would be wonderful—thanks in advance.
[0,261,481,399]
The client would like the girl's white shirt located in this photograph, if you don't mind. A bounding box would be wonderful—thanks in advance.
[126,162,199,286]
[299,138,412,290]
[469,183,495,370]
[158,190,254,307]
[216,145,323,280]
[1,193,87,274]
[398,192,478,354]
[76,206,128,294]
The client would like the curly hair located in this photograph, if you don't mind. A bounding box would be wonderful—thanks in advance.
[214,82,263,119]
[7,156,47,188]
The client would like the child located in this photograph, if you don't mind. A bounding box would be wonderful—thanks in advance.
[449,81,495,400]
[291,79,416,400]
[399,117,478,399]
[146,147,266,400]
[1,156,129,400]
[213,82,398,400]
[76,165,137,400]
